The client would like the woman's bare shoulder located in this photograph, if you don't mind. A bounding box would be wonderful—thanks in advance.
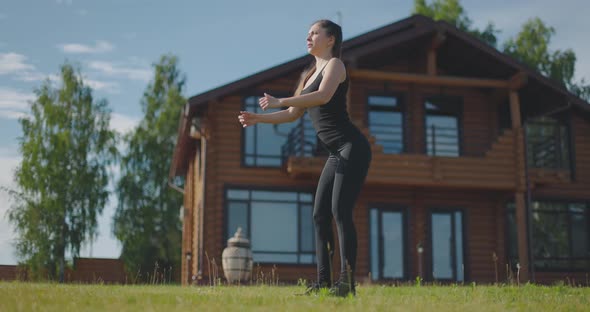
[324,58,346,82]
[326,57,345,70]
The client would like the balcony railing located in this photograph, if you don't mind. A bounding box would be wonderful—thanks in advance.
[282,120,462,159]
[426,124,459,157]
[369,122,404,154]
[526,122,569,169]
[281,116,320,163]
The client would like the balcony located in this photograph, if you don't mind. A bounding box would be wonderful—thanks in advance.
[526,122,572,185]
[281,119,518,190]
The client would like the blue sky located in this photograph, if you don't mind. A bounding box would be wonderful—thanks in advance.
[1,0,589,265]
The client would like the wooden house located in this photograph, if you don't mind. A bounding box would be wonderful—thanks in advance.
[170,15,590,286]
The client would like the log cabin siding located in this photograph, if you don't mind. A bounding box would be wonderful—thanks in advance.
[191,75,588,285]
[181,15,590,285]
[199,94,320,282]
[193,73,525,283]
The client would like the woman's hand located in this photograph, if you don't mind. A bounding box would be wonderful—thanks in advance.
[238,111,258,127]
[258,93,281,111]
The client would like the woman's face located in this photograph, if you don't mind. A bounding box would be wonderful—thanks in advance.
[306,23,333,56]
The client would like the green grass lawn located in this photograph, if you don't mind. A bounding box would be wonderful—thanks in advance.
[1,281,589,311]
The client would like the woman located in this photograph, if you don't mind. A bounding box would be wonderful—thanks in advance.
[238,20,371,297]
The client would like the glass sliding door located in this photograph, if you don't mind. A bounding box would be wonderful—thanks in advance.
[370,207,406,280]
[430,210,465,281]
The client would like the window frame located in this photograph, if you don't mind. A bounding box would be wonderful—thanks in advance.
[525,115,573,170]
[506,199,590,272]
[422,95,463,157]
[367,203,409,281]
[240,92,293,168]
[365,92,407,154]
[223,185,316,266]
[427,207,468,282]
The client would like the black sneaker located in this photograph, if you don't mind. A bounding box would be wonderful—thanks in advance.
[329,281,356,297]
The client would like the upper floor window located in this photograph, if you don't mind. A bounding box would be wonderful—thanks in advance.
[526,117,571,169]
[425,96,462,157]
[242,95,298,167]
[368,95,405,154]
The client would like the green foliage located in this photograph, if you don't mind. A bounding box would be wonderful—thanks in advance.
[113,54,186,280]
[503,17,590,101]
[413,0,500,47]
[414,1,589,102]
[503,18,558,76]
[5,63,117,280]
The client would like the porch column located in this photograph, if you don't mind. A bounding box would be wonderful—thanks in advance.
[510,90,530,282]
[181,157,195,286]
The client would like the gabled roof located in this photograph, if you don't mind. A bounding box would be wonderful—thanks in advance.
[432,19,589,113]
[171,14,589,178]
[186,14,589,115]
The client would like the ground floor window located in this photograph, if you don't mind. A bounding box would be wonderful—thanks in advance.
[507,200,590,271]
[225,188,315,264]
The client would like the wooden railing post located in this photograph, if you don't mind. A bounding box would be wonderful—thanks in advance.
[430,124,436,155]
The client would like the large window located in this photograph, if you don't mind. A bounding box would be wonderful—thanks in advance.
[225,188,315,264]
[368,95,405,153]
[425,96,462,157]
[370,207,407,280]
[243,95,299,167]
[507,201,590,271]
[430,210,465,281]
[526,117,571,169]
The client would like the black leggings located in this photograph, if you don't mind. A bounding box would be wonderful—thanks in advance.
[313,129,372,285]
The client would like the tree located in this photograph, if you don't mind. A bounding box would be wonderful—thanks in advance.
[413,0,500,47]
[503,18,590,101]
[113,55,186,281]
[414,0,590,102]
[6,63,117,281]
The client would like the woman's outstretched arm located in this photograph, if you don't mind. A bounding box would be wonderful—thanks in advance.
[259,58,346,110]
[238,106,305,127]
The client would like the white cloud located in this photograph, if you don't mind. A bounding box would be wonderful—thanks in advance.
[48,73,120,94]
[59,40,114,54]
[0,88,34,111]
[0,111,28,120]
[110,113,139,135]
[0,148,21,265]
[88,61,151,82]
[83,77,120,94]
[0,53,35,75]
[15,71,46,82]
[0,87,34,120]
[16,72,60,83]
[0,52,55,82]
